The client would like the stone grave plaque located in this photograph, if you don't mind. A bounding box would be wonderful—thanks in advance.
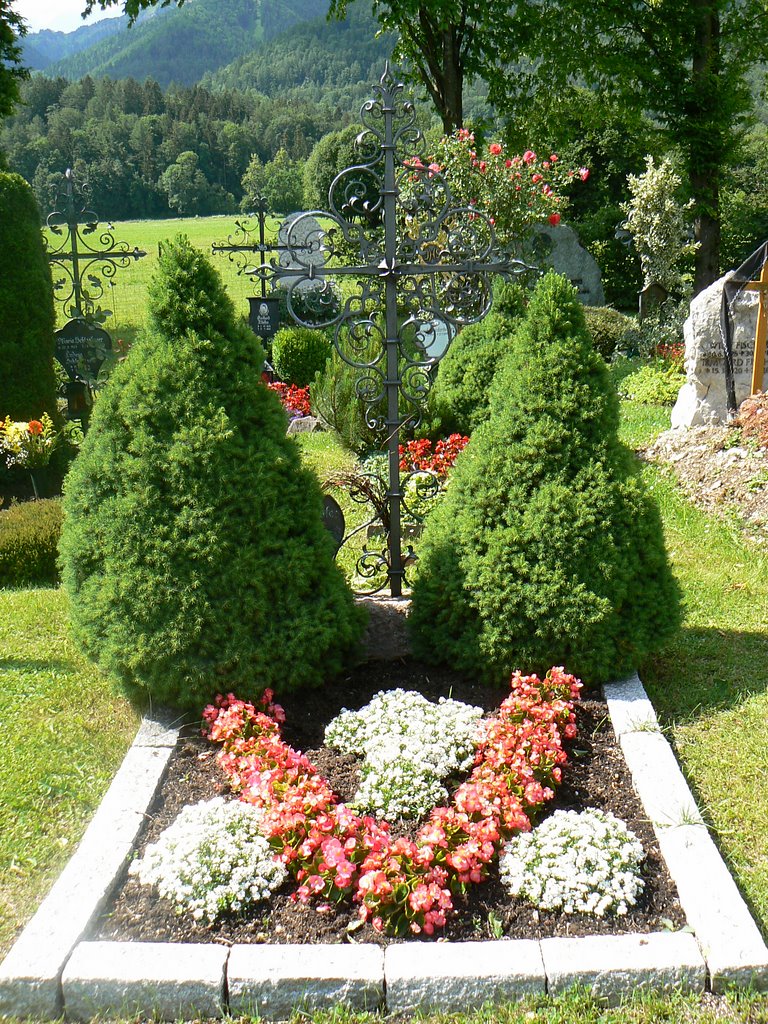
[277,213,326,293]
[55,318,112,384]
[322,494,345,554]
[248,296,280,340]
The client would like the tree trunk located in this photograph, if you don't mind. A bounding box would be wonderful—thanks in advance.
[438,28,464,132]
[689,0,721,294]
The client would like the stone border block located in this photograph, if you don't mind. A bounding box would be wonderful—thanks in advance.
[657,826,768,992]
[62,941,227,1022]
[541,932,706,1004]
[0,732,178,1020]
[228,943,384,1019]
[603,674,660,737]
[384,939,545,1013]
[133,709,187,747]
[618,731,704,829]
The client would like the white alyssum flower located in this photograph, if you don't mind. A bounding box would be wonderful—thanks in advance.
[499,808,645,917]
[325,688,483,820]
[129,797,286,922]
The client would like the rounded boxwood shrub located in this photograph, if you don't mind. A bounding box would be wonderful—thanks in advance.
[582,305,640,361]
[59,237,364,711]
[0,173,58,421]
[409,272,680,684]
[0,498,63,587]
[272,325,332,387]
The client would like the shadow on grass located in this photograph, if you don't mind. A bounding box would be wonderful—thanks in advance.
[639,625,768,723]
[0,657,77,676]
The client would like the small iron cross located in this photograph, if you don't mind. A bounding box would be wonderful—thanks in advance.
[46,168,146,322]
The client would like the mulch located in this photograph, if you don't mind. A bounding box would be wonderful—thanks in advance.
[93,656,686,948]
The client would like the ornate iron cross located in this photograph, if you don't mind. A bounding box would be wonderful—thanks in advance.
[46,168,146,322]
[255,64,518,597]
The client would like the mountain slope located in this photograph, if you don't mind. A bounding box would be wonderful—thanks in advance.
[21,17,127,71]
[206,3,394,102]
[42,0,328,88]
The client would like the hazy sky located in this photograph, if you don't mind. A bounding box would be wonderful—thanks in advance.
[15,0,123,34]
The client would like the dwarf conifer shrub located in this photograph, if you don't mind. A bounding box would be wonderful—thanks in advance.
[272,325,332,387]
[0,174,58,420]
[409,272,680,683]
[426,308,524,438]
[59,237,364,710]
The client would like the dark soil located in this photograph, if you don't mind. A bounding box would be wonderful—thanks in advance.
[94,657,685,947]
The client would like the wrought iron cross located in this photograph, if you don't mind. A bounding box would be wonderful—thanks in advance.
[46,168,146,322]
[255,64,518,597]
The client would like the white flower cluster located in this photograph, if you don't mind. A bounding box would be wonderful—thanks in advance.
[129,797,286,922]
[499,808,645,917]
[325,688,483,820]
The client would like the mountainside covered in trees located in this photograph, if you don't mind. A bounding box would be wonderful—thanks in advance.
[33,0,330,89]
[21,16,126,72]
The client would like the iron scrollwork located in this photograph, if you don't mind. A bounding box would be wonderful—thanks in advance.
[255,64,528,596]
[45,168,146,323]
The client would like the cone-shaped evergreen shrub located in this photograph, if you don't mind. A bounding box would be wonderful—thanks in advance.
[0,173,58,420]
[59,237,364,710]
[409,272,680,684]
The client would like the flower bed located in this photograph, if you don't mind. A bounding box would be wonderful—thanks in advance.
[95,660,684,947]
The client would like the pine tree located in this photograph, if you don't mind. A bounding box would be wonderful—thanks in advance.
[409,272,680,683]
[60,236,364,710]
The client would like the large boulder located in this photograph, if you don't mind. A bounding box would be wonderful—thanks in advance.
[672,273,764,427]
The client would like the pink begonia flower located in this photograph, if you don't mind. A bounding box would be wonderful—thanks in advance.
[531,173,542,183]
[489,142,503,156]
[550,153,559,162]
[579,167,590,181]
[523,149,536,164]
[549,213,561,226]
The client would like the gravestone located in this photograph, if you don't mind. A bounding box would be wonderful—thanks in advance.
[322,494,345,554]
[277,213,326,294]
[248,296,281,340]
[672,273,764,427]
[530,223,605,306]
[54,318,112,384]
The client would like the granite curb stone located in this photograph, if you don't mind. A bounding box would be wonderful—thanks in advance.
[540,932,706,1004]
[603,680,768,993]
[3,682,768,1020]
[385,939,545,1013]
[228,943,385,1018]
[0,715,180,1019]
[61,941,227,1021]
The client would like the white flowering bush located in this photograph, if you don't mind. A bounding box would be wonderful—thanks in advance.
[325,688,483,819]
[622,155,697,292]
[499,808,645,916]
[129,797,286,922]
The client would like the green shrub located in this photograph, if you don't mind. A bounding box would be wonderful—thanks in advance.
[618,361,684,405]
[582,306,640,361]
[0,499,62,587]
[425,308,524,438]
[59,237,364,711]
[310,338,382,455]
[0,173,58,421]
[409,271,681,684]
[272,325,332,387]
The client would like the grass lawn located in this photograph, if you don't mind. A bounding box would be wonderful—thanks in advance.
[46,213,281,339]
[0,589,140,958]
[2,409,768,1021]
